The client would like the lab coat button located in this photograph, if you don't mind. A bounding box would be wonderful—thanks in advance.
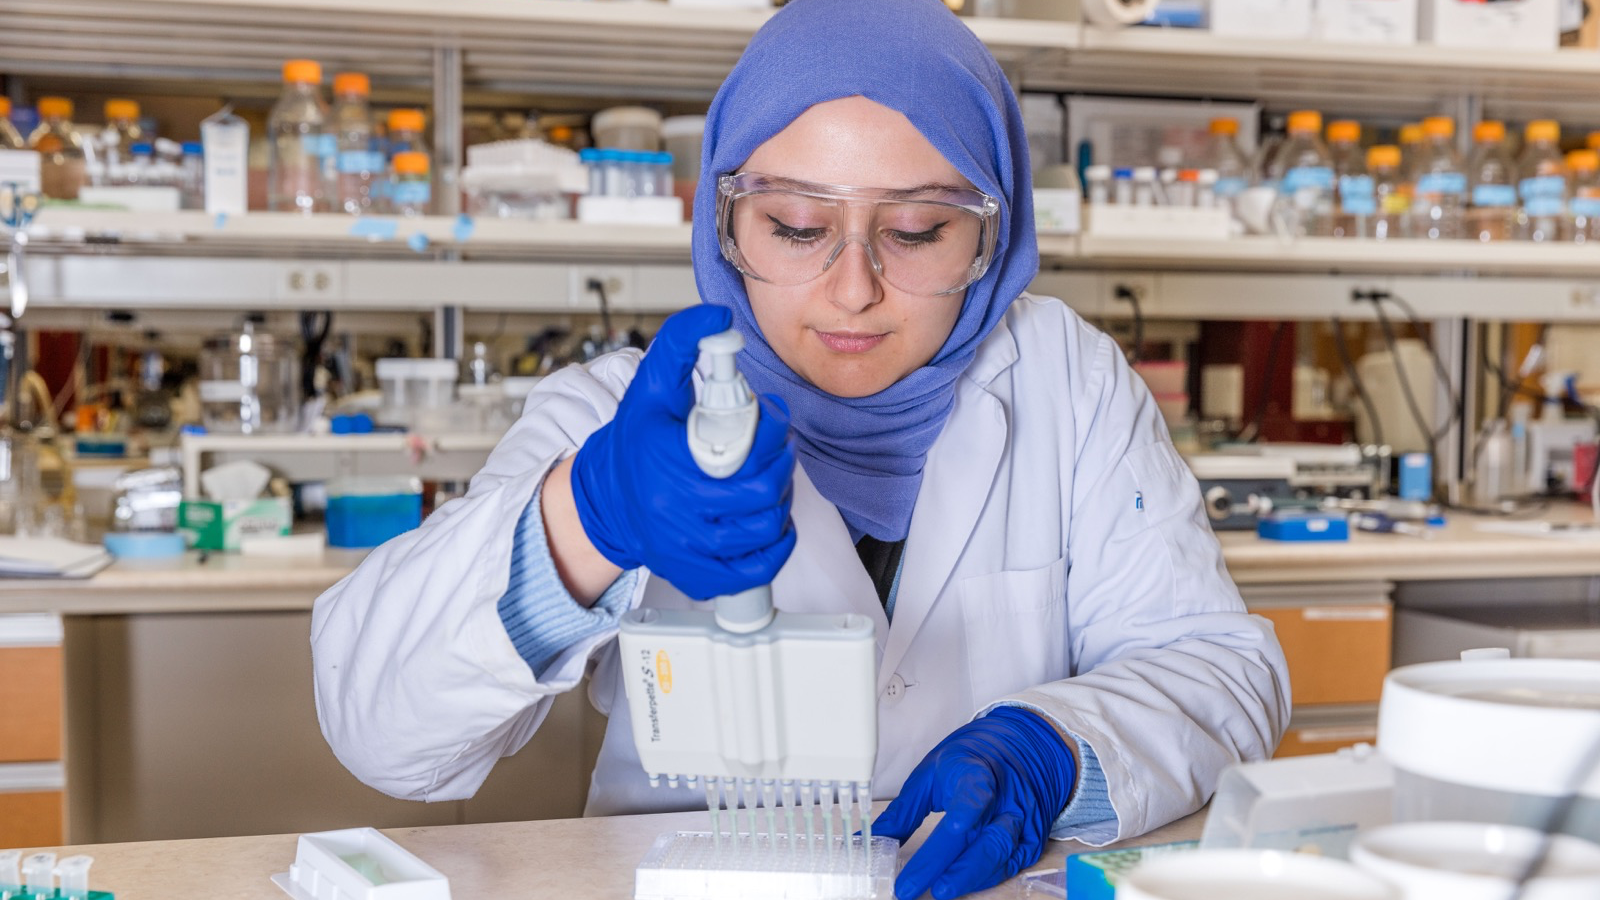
[884,673,907,704]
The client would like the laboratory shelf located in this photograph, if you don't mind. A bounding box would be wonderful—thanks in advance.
[6,0,1599,113]
[1065,234,1600,278]
[26,209,694,262]
[178,431,503,497]
[23,211,1600,321]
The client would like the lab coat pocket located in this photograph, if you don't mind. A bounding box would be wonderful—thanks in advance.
[959,557,1069,707]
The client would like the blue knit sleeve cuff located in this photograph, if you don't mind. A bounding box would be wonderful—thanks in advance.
[1051,734,1117,839]
[497,482,638,680]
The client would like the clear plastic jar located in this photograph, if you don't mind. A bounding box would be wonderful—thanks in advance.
[199,325,300,434]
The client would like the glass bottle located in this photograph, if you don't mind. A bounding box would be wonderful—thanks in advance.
[1327,120,1369,239]
[1205,117,1252,209]
[391,151,431,216]
[0,99,23,151]
[1519,120,1567,242]
[101,99,144,179]
[1398,122,1424,183]
[1410,116,1466,240]
[331,72,382,215]
[1366,144,1409,240]
[179,141,205,210]
[1466,121,1518,243]
[1266,110,1334,237]
[268,59,331,213]
[27,97,87,200]
[1566,150,1600,243]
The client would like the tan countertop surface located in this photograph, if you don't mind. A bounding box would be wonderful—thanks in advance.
[4,506,1597,615]
[30,807,1205,899]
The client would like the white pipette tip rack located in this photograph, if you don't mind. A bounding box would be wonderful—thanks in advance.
[635,832,899,900]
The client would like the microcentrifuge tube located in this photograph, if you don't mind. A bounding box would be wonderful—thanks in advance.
[22,853,55,895]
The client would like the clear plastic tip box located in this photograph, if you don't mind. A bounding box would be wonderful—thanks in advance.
[636,831,897,900]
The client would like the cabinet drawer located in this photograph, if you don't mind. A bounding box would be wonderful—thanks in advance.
[0,646,63,762]
[0,790,64,848]
[1256,603,1392,706]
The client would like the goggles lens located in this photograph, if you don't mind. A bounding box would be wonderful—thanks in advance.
[718,173,999,296]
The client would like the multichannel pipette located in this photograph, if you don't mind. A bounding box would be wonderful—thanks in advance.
[617,330,893,900]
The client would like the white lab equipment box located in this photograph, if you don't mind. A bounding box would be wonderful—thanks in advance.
[1395,605,1600,663]
[1313,0,1419,44]
[1210,0,1314,38]
[1419,0,1559,50]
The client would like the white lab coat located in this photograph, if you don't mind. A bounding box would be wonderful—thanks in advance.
[311,295,1291,845]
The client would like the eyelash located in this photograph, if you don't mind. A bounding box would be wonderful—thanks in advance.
[768,219,950,248]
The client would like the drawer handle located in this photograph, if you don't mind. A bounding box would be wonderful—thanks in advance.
[1302,607,1389,622]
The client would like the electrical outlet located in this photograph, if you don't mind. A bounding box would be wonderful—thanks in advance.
[278,263,342,303]
[570,265,634,310]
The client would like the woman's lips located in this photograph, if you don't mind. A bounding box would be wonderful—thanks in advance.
[814,330,887,353]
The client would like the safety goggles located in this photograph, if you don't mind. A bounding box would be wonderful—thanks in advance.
[716,172,1001,297]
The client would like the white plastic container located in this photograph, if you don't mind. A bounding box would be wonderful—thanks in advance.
[1377,658,1600,843]
[1419,0,1559,49]
[1351,822,1600,900]
[1201,745,1395,859]
[593,106,663,151]
[271,827,450,900]
[375,358,457,429]
[1120,849,1398,900]
[1210,0,1314,38]
[1313,0,1419,44]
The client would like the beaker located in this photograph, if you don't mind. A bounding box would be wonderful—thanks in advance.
[200,324,300,434]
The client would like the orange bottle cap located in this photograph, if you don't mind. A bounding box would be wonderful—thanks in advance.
[1566,150,1598,172]
[388,108,425,134]
[104,99,140,122]
[1367,145,1401,169]
[1474,121,1506,143]
[1587,131,1600,152]
[1422,116,1455,139]
[37,97,73,119]
[392,151,430,175]
[1287,110,1322,135]
[282,59,322,84]
[333,72,370,97]
[1526,119,1560,143]
[0,98,11,117]
[1399,124,1422,145]
[1209,117,1239,136]
[1326,120,1360,143]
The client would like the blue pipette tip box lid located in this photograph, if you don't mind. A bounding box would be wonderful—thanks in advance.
[1031,840,1198,900]
[1256,510,1349,542]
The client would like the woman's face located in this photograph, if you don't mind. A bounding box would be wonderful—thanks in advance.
[737,96,972,398]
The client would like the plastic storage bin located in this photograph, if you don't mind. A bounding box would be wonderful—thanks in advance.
[326,476,422,549]
[375,357,457,429]
[661,115,705,209]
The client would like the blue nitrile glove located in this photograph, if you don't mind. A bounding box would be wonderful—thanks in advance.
[874,706,1077,900]
[570,304,798,600]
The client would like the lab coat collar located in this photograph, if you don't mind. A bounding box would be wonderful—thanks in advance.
[875,304,1018,690]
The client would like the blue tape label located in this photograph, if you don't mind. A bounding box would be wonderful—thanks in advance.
[1471,184,1517,208]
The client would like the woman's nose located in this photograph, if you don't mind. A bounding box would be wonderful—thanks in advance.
[825,237,884,315]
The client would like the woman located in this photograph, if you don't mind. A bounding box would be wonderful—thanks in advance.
[312,2,1290,898]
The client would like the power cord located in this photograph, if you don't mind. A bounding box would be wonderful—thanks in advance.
[587,277,615,341]
[1331,315,1385,449]
[1113,283,1144,365]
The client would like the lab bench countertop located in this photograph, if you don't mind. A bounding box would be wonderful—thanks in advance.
[2,506,1597,615]
[26,807,1206,900]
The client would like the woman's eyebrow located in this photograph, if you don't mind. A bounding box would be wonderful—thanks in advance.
[754,174,970,198]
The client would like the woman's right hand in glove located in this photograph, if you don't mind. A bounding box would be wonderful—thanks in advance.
[555,304,797,601]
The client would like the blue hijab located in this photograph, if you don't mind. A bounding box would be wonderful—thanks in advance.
[694,0,1038,541]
